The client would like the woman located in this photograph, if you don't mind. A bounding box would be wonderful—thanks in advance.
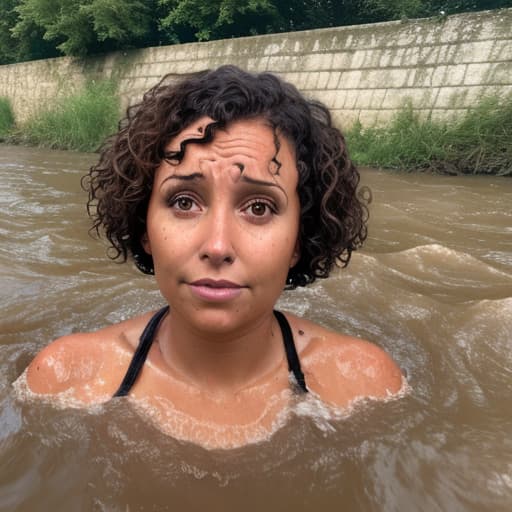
[25,66,403,448]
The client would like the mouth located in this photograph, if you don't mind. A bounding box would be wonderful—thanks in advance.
[188,279,246,301]
[190,278,244,288]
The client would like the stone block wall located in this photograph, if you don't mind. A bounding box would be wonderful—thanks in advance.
[0,8,511,128]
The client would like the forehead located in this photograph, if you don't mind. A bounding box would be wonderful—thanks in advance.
[165,117,296,180]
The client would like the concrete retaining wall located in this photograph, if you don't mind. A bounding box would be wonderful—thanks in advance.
[0,8,511,128]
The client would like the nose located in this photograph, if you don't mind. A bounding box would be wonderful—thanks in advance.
[199,206,236,266]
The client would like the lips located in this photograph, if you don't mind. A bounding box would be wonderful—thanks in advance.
[188,278,246,301]
[190,279,242,288]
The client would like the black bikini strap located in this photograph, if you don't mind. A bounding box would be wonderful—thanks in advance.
[113,306,170,398]
[273,310,308,393]
[114,306,307,397]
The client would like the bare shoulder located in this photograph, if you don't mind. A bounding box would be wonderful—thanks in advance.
[25,311,155,403]
[285,313,403,408]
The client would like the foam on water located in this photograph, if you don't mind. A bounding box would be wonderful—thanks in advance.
[293,375,410,430]
[13,367,410,452]
[12,370,108,414]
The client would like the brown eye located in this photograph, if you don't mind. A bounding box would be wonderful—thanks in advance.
[250,202,268,216]
[176,197,194,210]
[241,198,277,222]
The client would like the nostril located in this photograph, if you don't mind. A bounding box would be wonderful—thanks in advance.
[199,251,235,265]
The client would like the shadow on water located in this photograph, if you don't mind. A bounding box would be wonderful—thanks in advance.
[1,144,511,511]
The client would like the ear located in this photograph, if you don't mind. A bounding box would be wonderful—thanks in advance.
[141,232,152,255]
[290,239,300,267]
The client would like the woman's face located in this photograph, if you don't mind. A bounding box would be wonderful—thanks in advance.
[143,117,301,334]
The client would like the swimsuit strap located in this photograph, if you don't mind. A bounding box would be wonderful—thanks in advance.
[273,310,308,393]
[112,306,170,398]
[113,306,308,397]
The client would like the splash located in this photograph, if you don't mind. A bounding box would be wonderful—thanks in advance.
[292,374,410,433]
[12,369,107,413]
[129,389,293,450]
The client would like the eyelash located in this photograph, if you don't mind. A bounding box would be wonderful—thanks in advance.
[168,194,198,212]
[243,198,277,218]
[166,193,278,219]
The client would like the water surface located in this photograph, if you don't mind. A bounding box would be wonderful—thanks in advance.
[1,144,511,511]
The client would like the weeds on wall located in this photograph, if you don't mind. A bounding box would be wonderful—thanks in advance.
[21,80,119,152]
[0,97,15,139]
[347,95,512,176]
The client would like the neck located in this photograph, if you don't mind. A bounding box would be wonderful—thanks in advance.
[157,309,284,395]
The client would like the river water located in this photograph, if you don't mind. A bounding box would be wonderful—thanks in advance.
[1,143,511,511]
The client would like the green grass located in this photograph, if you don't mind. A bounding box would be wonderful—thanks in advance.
[4,82,511,175]
[0,97,15,138]
[20,80,120,152]
[347,95,512,176]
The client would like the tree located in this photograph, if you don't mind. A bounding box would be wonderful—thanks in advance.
[159,0,279,41]
[82,0,153,44]
[4,0,512,62]
[358,0,428,20]
[12,0,158,57]
[12,0,95,56]
[0,0,20,63]
[0,0,60,63]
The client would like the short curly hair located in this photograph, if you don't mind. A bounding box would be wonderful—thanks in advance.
[85,65,369,289]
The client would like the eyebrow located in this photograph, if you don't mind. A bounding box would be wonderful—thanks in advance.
[160,172,203,189]
[159,172,287,197]
[240,174,286,196]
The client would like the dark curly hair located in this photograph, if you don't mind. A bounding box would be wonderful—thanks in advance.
[84,65,369,289]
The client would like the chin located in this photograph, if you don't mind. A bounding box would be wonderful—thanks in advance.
[185,304,262,335]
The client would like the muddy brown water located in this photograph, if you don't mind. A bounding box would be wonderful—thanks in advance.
[1,143,511,511]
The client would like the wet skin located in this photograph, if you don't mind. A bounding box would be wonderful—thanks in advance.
[144,117,301,340]
[25,117,403,448]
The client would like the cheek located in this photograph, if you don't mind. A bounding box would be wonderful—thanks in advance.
[252,233,297,271]
[148,227,175,262]
[151,225,199,266]
[159,225,169,242]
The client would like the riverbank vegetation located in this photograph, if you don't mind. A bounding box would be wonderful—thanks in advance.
[347,94,512,176]
[9,80,119,152]
[0,97,15,138]
[1,1,512,64]
[1,82,510,175]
